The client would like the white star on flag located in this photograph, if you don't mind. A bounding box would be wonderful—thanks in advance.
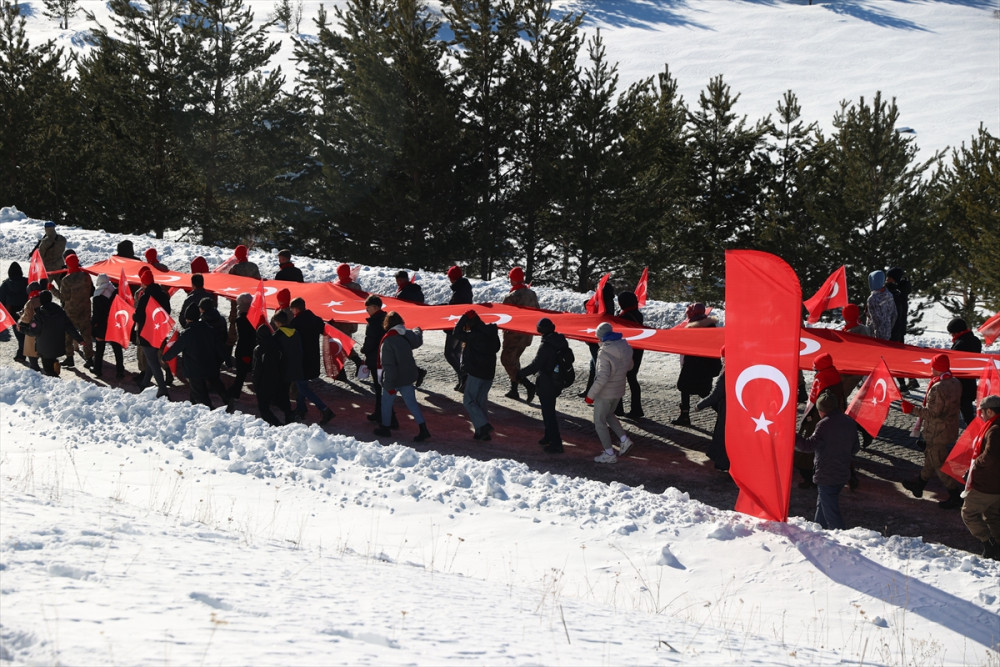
[752,412,773,433]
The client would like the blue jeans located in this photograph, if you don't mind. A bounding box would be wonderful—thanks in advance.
[463,375,493,430]
[295,379,328,415]
[382,384,424,427]
[816,484,844,530]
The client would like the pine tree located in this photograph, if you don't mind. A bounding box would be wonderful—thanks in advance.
[41,0,78,30]
[809,92,944,315]
[933,125,1000,316]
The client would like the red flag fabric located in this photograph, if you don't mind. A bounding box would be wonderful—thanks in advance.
[941,361,1000,483]
[213,255,239,274]
[803,265,848,323]
[140,297,175,349]
[979,312,1000,346]
[118,268,134,307]
[846,358,902,437]
[0,302,14,334]
[162,329,179,375]
[105,294,135,349]
[634,267,648,308]
[725,250,802,522]
[29,249,48,284]
[246,279,268,330]
[585,273,611,314]
[323,324,354,377]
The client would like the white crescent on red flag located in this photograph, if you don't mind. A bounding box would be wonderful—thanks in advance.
[105,294,134,349]
[29,249,47,284]
[846,358,902,437]
[978,312,1000,346]
[140,298,175,349]
[322,324,353,377]
[803,265,848,324]
[117,267,134,307]
[725,250,802,522]
[634,267,648,309]
[0,302,14,334]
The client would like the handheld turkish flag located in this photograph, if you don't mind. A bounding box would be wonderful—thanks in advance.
[29,249,48,284]
[323,323,354,377]
[634,267,649,308]
[846,358,902,437]
[585,273,611,314]
[246,279,268,330]
[140,298,175,349]
[162,329,179,375]
[941,360,1000,484]
[118,268,134,307]
[212,254,239,274]
[0,302,14,334]
[803,266,848,324]
[978,312,1000,346]
[105,294,135,349]
[725,250,802,522]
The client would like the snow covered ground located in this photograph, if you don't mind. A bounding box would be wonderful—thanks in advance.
[2,204,999,665]
[3,0,1000,663]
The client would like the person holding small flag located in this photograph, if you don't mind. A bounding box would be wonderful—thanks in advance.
[133,269,172,398]
[794,391,859,530]
[27,290,82,376]
[961,395,1000,560]
[947,318,983,426]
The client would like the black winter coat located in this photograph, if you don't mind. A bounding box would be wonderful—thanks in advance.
[162,320,225,379]
[275,264,304,282]
[92,289,117,339]
[520,331,569,398]
[887,279,911,343]
[361,309,387,366]
[0,267,28,316]
[181,288,214,326]
[29,303,82,358]
[953,330,983,407]
[275,326,305,382]
[618,307,645,368]
[233,314,257,363]
[396,283,425,304]
[290,308,325,379]
[252,325,283,386]
[453,314,500,380]
[449,278,473,305]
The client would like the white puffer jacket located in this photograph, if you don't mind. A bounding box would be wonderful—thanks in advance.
[587,336,634,401]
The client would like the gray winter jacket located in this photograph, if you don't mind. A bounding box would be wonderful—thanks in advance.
[795,410,859,486]
[380,325,423,390]
[586,334,634,401]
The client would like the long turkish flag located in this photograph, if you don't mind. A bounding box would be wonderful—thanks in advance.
[105,294,134,349]
[846,358,902,437]
[140,297,175,348]
[803,265,848,324]
[725,250,802,522]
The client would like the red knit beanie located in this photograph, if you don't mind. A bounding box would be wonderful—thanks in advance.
[337,263,351,282]
[65,253,80,272]
[190,256,210,274]
[277,288,291,308]
[447,265,463,282]
[932,353,950,372]
[842,303,859,325]
[813,352,834,371]
[140,270,154,286]
[235,245,249,262]
[509,266,524,284]
[144,248,157,264]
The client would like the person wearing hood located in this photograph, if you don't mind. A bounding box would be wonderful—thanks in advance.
[275,249,304,282]
[794,391,860,530]
[228,245,260,279]
[586,322,635,464]
[445,265,474,391]
[947,317,983,425]
[0,262,29,361]
[885,267,918,391]
[797,352,846,488]
[329,263,365,376]
[518,317,570,454]
[501,266,539,400]
[374,311,430,442]
[671,303,722,427]
[144,248,169,272]
[17,281,44,371]
[115,239,138,260]
[900,353,964,509]
[27,290,82,376]
[615,290,645,419]
[91,274,125,378]
[865,270,896,341]
[33,221,66,276]
[51,252,94,369]
[452,309,501,441]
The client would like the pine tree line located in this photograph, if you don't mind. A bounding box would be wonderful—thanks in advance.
[1,0,997,321]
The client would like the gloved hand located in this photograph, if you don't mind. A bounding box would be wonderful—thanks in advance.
[388,389,397,396]
[901,400,914,414]
[585,396,594,405]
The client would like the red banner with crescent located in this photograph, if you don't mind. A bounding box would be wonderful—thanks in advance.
[846,358,902,437]
[322,323,353,377]
[0,301,14,334]
[29,249,48,284]
[140,297,175,349]
[105,294,134,349]
[83,257,998,382]
[803,265,848,324]
[725,250,802,522]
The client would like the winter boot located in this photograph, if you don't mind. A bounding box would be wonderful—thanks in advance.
[671,410,691,427]
[797,468,815,489]
[902,476,926,499]
[414,423,431,442]
[504,381,520,400]
[523,379,536,403]
[29,357,41,372]
[983,538,1000,560]
[938,489,962,510]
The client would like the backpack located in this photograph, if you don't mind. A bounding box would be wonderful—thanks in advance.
[554,344,575,390]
